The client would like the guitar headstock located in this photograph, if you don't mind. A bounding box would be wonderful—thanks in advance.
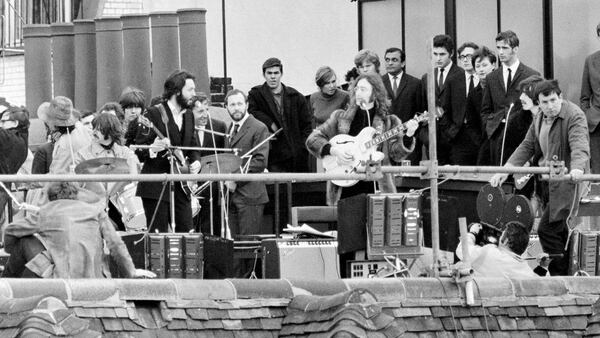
[415,107,444,123]
[137,114,154,129]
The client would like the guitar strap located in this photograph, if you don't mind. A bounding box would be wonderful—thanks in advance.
[156,103,171,141]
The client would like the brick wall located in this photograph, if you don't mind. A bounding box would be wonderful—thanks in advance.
[0,54,26,107]
[101,0,144,16]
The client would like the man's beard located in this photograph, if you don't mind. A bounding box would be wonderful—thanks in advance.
[176,93,191,109]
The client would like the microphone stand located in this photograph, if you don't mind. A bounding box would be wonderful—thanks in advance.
[499,103,514,165]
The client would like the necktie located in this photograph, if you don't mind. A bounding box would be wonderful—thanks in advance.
[392,75,398,96]
[231,123,239,140]
[468,74,474,96]
[506,68,512,90]
[437,68,444,89]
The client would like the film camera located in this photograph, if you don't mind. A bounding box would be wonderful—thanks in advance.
[472,184,535,245]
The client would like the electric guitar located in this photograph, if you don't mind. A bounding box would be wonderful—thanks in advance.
[322,111,437,187]
[137,114,194,195]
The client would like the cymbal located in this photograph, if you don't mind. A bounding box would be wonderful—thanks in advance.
[75,157,129,175]
[200,154,242,174]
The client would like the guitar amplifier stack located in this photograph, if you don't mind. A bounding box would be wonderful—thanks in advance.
[365,193,423,259]
[262,238,340,280]
[568,230,600,276]
[110,232,233,279]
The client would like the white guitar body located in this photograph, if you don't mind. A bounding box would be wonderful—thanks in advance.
[322,127,385,187]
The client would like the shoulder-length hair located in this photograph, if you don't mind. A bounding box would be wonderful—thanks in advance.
[347,73,390,118]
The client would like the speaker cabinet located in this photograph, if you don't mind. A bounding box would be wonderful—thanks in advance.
[262,239,340,280]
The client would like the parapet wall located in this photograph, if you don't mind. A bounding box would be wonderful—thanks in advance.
[0,277,599,336]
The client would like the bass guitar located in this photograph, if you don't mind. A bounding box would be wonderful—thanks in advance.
[322,111,436,187]
[137,114,194,195]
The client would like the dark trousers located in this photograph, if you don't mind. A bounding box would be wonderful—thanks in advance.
[193,182,222,236]
[3,235,45,278]
[229,200,265,278]
[449,129,479,165]
[538,203,569,276]
[141,184,192,233]
[590,127,600,174]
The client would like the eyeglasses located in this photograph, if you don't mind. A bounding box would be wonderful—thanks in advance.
[459,54,473,61]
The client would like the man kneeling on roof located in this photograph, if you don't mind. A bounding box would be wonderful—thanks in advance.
[456,221,538,278]
[3,182,155,279]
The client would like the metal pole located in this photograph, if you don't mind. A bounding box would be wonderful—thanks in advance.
[426,38,440,277]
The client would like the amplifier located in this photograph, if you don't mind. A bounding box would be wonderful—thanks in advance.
[262,238,340,280]
[144,233,233,279]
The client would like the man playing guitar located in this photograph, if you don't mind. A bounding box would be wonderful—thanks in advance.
[133,70,201,233]
[306,73,419,203]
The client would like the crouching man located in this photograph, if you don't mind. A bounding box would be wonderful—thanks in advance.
[3,182,155,279]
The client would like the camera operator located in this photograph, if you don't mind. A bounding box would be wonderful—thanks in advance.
[456,221,538,278]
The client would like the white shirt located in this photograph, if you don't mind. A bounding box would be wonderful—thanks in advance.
[503,59,520,90]
[438,62,453,86]
[167,100,184,130]
[465,71,479,96]
[196,127,205,146]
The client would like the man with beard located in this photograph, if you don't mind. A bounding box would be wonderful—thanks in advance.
[223,89,270,239]
[248,57,312,172]
[134,70,201,233]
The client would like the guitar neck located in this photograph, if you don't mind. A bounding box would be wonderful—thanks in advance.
[363,113,428,149]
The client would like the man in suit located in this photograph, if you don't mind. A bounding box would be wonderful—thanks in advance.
[382,47,422,164]
[134,70,201,233]
[248,57,312,172]
[481,30,540,165]
[420,34,463,165]
[439,42,480,165]
[223,89,270,238]
[580,22,600,174]
[191,93,227,235]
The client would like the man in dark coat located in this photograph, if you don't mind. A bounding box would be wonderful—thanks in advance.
[481,30,540,165]
[420,34,463,165]
[0,105,30,224]
[580,22,600,173]
[491,80,590,276]
[382,47,423,164]
[190,93,227,235]
[134,70,201,233]
[248,57,312,172]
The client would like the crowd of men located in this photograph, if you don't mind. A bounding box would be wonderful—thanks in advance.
[0,23,599,278]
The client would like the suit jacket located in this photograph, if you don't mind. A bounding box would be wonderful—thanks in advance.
[481,62,540,138]
[580,50,600,132]
[248,82,312,171]
[439,71,468,141]
[382,72,423,122]
[225,115,270,205]
[420,63,463,108]
[194,118,227,157]
[464,83,484,143]
[134,102,201,201]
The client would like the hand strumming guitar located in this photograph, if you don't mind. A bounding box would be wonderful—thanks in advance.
[330,145,354,162]
[150,137,170,155]
[404,119,418,137]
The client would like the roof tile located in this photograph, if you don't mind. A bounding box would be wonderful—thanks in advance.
[0,313,28,328]
[260,318,283,331]
[343,279,406,302]
[525,306,546,317]
[113,308,129,318]
[392,307,431,317]
[288,279,349,296]
[120,319,143,332]
[496,316,517,330]
[222,319,244,330]
[510,278,567,297]
[551,316,572,331]
[537,298,562,307]
[469,307,487,317]
[167,319,188,330]
[185,318,205,330]
[515,317,536,330]
[430,306,451,317]
[170,308,188,320]
[166,299,221,308]
[240,318,262,330]
[460,317,484,331]
[561,305,592,316]
[487,307,506,316]
[208,309,228,319]
[73,307,96,318]
[269,308,286,318]
[586,323,600,335]
[101,318,123,331]
[576,296,598,306]
[404,317,443,332]
[569,315,589,330]
[95,307,117,318]
[186,308,210,320]
[532,316,554,330]
[479,316,499,331]
[228,279,293,300]
[506,306,527,318]
[544,307,564,316]
[440,317,461,331]
[203,319,225,329]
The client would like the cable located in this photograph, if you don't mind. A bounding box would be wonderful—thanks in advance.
[436,277,459,337]
[472,279,492,337]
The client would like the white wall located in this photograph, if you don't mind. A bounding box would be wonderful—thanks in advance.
[0,55,26,106]
[143,0,358,95]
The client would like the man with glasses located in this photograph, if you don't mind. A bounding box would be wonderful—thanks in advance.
[439,42,480,164]
[382,47,422,164]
